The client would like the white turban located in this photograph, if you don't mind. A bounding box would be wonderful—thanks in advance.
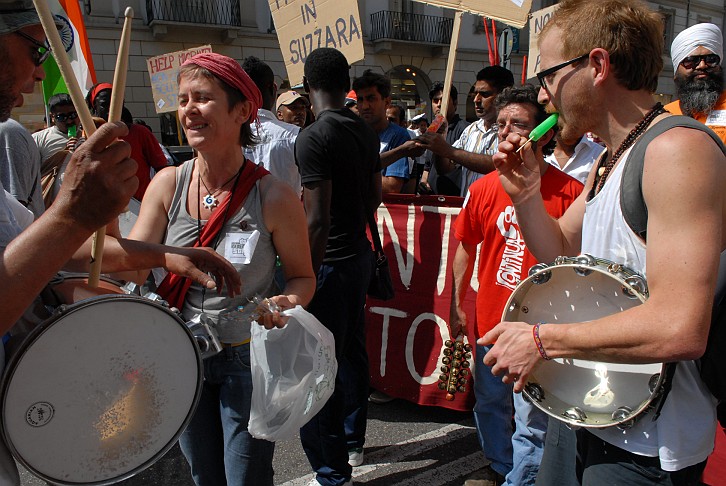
[670,23,723,74]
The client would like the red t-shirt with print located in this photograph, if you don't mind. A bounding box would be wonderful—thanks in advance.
[455,167,583,338]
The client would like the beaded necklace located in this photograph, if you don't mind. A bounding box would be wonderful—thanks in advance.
[593,103,666,195]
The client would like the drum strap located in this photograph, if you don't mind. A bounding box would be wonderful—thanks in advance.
[156,161,269,309]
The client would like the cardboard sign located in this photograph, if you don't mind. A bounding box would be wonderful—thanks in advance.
[146,45,213,113]
[526,4,558,80]
[413,0,533,29]
[269,0,364,87]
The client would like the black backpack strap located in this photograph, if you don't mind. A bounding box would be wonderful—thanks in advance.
[620,115,726,240]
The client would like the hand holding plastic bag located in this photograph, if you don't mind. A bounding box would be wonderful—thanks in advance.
[248,305,337,441]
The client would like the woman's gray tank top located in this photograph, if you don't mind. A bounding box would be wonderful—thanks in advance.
[164,158,277,343]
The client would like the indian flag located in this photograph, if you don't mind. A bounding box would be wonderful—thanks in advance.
[42,0,97,103]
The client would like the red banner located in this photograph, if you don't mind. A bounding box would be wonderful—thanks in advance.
[366,195,478,411]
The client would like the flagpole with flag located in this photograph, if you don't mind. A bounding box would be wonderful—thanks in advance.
[42,0,97,106]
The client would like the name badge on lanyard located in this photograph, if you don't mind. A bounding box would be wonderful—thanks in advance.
[225,230,260,265]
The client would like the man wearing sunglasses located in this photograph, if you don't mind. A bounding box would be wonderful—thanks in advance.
[665,23,725,144]
[0,8,240,484]
[33,93,79,163]
[482,0,725,484]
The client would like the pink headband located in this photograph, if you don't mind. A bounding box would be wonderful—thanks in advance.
[181,53,261,126]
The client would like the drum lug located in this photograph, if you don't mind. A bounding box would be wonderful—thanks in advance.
[531,269,552,285]
[528,263,550,277]
[574,254,597,276]
[613,407,635,429]
[120,281,142,295]
[524,382,545,402]
[563,407,587,423]
[623,276,648,299]
[143,291,166,303]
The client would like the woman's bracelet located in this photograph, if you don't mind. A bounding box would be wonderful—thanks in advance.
[532,323,551,360]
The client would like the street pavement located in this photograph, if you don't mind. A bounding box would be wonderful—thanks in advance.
[18,397,489,486]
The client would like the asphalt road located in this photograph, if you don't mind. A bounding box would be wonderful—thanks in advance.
[18,397,488,486]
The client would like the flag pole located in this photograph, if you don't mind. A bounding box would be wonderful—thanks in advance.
[439,11,463,122]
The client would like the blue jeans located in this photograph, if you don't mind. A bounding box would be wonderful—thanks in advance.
[474,344,514,478]
[504,391,547,485]
[300,250,372,486]
[179,345,275,486]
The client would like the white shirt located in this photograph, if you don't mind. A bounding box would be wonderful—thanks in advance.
[545,136,605,184]
[582,147,717,471]
[32,125,68,163]
[244,109,301,197]
[452,119,499,196]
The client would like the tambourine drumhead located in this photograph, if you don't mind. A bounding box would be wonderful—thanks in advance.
[2,295,203,485]
[503,257,664,428]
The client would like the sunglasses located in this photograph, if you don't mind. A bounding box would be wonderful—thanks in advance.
[536,53,589,90]
[53,112,78,122]
[15,30,52,67]
[680,54,721,70]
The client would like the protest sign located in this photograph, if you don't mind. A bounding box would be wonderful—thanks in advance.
[413,0,532,29]
[269,0,364,87]
[526,4,558,80]
[366,195,477,412]
[146,45,212,113]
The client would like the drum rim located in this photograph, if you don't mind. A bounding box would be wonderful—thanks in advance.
[0,294,204,485]
[502,255,665,429]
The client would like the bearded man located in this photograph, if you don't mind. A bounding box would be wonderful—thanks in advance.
[665,23,726,143]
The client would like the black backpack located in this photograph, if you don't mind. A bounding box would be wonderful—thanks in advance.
[620,115,726,407]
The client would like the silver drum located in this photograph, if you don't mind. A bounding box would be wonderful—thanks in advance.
[1,287,203,485]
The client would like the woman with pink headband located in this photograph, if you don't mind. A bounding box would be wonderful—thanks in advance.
[119,52,316,485]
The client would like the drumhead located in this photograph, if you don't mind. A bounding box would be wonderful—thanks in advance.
[1,295,202,485]
[503,257,663,428]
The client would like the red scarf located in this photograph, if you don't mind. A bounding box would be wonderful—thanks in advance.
[157,161,269,309]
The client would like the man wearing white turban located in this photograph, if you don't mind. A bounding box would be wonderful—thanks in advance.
[665,23,726,143]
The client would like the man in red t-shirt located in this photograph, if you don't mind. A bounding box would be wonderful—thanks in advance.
[450,85,583,486]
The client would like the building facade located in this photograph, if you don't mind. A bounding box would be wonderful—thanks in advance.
[13,0,726,141]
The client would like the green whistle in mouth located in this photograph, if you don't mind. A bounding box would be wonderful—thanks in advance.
[516,113,558,153]
[68,125,77,138]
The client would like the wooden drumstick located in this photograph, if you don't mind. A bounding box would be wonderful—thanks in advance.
[88,6,134,287]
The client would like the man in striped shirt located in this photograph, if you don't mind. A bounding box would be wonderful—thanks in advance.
[417,66,514,196]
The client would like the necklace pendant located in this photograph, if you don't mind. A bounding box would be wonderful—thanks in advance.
[598,166,606,177]
[202,193,218,211]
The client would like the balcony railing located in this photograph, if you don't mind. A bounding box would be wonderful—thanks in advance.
[370,11,453,45]
[146,0,241,27]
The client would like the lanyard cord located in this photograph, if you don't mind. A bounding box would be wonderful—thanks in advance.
[196,158,246,312]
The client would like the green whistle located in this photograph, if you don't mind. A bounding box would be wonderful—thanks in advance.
[516,113,558,153]
[68,125,77,138]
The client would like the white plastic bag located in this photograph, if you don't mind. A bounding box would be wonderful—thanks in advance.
[248,305,337,441]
